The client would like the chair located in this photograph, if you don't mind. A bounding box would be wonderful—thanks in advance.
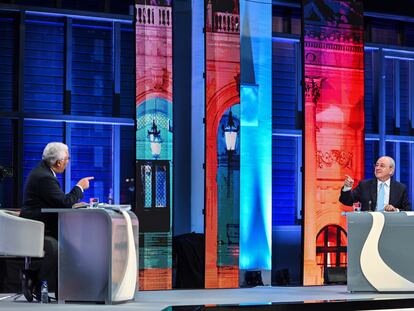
[0,210,44,301]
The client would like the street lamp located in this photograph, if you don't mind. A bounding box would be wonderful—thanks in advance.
[222,109,239,198]
[148,119,161,158]
[223,110,239,152]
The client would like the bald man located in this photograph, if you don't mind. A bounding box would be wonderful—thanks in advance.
[339,156,410,212]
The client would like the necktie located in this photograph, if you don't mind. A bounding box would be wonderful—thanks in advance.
[377,182,385,211]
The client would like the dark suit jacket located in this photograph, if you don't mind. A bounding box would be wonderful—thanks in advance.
[339,178,410,211]
[20,160,83,235]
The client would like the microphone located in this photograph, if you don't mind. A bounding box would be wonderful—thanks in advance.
[369,200,373,211]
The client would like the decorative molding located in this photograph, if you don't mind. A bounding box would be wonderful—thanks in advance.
[305,76,324,105]
[317,150,352,169]
[305,41,363,53]
[304,28,362,45]
[213,12,239,33]
[136,5,172,27]
[152,68,170,91]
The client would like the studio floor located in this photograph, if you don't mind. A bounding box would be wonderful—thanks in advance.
[2,285,414,311]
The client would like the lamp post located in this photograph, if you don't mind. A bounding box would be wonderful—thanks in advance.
[222,110,239,197]
[148,119,162,159]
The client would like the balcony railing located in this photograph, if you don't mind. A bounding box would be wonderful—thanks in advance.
[213,12,239,33]
[136,5,171,27]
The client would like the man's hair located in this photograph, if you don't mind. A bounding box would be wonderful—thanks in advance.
[387,156,395,170]
[379,156,395,176]
[42,142,68,166]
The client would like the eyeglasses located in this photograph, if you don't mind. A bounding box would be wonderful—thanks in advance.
[62,157,70,161]
[374,163,390,168]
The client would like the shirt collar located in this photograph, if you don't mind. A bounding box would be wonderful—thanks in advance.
[50,168,56,177]
[378,178,390,187]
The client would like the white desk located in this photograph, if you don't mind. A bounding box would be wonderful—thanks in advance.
[43,208,139,304]
[347,211,414,292]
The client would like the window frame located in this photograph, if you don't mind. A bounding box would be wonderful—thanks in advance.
[0,8,135,209]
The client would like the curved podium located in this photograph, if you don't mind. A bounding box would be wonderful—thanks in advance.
[347,211,414,292]
[43,208,139,304]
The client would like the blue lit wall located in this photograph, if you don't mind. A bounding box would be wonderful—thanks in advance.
[0,11,135,209]
[190,0,205,234]
[239,0,272,271]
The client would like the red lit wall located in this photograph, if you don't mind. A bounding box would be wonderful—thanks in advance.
[302,0,365,285]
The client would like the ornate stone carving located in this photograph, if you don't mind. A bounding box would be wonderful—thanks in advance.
[152,67,170,91]
[304,28,362,44]
[305,76,324,105]
[317,150,352,169]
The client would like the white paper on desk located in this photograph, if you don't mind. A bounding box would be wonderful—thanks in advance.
[113,210,137,301]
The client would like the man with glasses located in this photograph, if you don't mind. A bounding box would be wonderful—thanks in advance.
[339,156,410,212]
[19,142,94,301]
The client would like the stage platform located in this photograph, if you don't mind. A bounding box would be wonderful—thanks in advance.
[2,285,414,311]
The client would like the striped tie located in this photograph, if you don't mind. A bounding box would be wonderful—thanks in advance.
[377,182,385,211]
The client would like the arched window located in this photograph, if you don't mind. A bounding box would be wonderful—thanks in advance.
[316,225,347,268]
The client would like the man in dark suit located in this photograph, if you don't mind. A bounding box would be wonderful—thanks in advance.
[339,156,410,211]
[20,142,93,301]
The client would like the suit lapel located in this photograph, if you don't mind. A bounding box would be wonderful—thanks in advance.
[370,179,377,207]
[389,180,396,206]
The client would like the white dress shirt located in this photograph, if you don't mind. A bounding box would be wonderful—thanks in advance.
[377,178,390,209]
